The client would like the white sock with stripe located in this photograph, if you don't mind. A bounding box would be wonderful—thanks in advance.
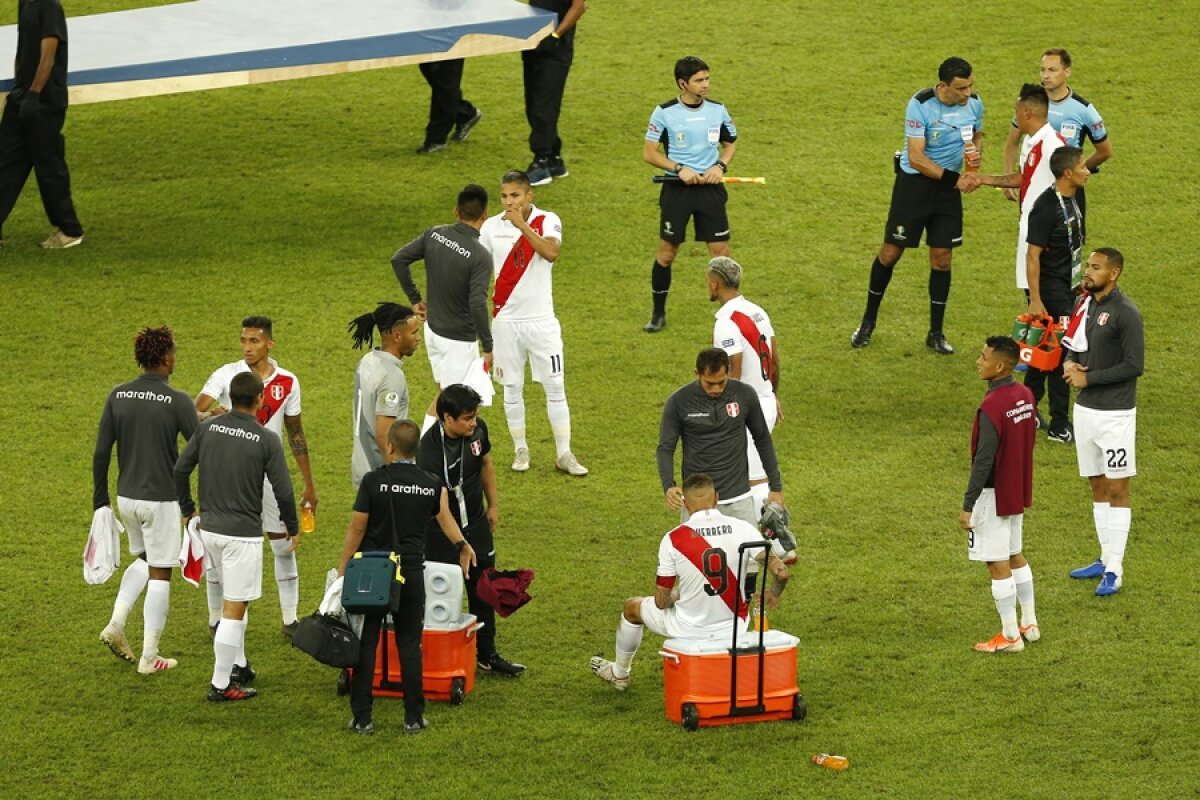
[1105,507,1131,578]
[206,576,223,627]
[111,559,149,629]
[613,616,643,678]
[271,537,299,625]
[141,579,170,661]
[503,384,528,451]
[1011,565,1036,627]
[991,577,1018,640]
[212,617,245,689]
[1093,501,1111,563]
[544,379,571,458]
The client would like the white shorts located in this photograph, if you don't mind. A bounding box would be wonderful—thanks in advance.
[1015,213,1030,290]
[1074,404,1137,479]
[116,497,182,568]
[745,393,778,482]
[201,530,263,601]
[261,476,286,534]
[639,597,742,640]
[425,323,479,388]
[492,317,565,387]
[967,489,1024,563]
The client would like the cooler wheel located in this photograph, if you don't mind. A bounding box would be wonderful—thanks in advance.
[450,677,466,706]
[335,669,350,696]
[681,703,699,732]
[792,694,807,721]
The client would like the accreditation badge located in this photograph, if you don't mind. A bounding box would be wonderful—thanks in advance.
[454,484,469,525]
[959,125,974,143]
[1070,246,1084,290]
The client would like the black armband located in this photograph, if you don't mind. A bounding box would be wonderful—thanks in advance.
[454,539,468,553]
[939,169,961,188]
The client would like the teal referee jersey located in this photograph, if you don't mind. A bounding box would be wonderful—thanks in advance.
[646,98,737,173]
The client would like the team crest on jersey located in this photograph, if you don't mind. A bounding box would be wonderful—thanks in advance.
[470,440,482,456]
[725,402,740,418]
[1098,312,1110,326]
[269,384,285,402]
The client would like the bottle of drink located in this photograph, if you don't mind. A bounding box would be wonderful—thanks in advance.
[300,503,315,534]
[812,754,850,771]
[963,143,980,173]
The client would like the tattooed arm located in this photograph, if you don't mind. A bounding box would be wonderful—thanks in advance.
[284,414,318,512]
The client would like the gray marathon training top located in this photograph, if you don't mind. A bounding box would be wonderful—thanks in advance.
[175,410,298,538]
[1065,287,1144,411]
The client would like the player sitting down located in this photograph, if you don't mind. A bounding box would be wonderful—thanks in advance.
[590,473,789,690]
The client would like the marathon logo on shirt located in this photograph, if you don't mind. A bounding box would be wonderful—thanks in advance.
[115,390,173,403]
[209,424,261,442]
[1005,399,1034,425]
[379,483,436,496]
[725,402,740,418]
[430,230,472,258]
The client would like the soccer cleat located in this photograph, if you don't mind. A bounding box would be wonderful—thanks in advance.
[452,109,483,141]
[1046,422,1074,443]
[348,718,375,736]
[100,624,135,663]
[41,229,83,249]
[231,661,256,685]
[403,716,429,734]
[1069,558,1106,579]
[281,621,299,639]
[973,632,1025,653]
[555,452,589,477]
[925,331,955,355]
[759,501,798,559]
[526,158,553,186]
[415,142,447,154]
[511,447,531,472]
[643,313,666,333]
[589,656,630,691]
[547,156,569,179]
[1019,623,1041,643]
[478,652,526,677]
[850,321,875,349]
[207,682,257,702]
[1096,572,1122,597]
[137,655,178,674]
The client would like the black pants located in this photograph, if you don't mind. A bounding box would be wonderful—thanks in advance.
[522,39,573,160]
[1024,292,1075,426]
[417,60,478,146]
[427,517,496,659]
[350,569,425,725]
[0,94,83,238]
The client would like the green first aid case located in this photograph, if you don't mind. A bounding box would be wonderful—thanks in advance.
[342,551,402,613]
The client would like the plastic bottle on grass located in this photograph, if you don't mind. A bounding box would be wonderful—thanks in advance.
[813,753,849,771]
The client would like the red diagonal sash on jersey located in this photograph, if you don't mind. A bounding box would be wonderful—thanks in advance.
[492,215,544,318]
[729,310,776,385]
[668,524,746,620]
[257,372,295,426]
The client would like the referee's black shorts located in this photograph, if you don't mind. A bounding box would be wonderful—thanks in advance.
[883,166,963,249]
[659,181,730,244]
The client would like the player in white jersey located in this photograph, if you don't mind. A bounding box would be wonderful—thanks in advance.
[707,257,779,517]
[479,169,587,476]
[195,316,318,637]
[589,473,790,690]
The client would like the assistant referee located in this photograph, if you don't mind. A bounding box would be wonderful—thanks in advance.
[641,56,737,334]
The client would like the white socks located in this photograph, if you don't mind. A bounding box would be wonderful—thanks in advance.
[111,559,149,628]
[750,483,770,521]
[613,616,643,678]
[206,576,223,627]
[503,384,528,451]
[1011,565,1036,627]
[1105,507,1131,578]
[212,617,246,689]
[544,380,572,458]
[1092,501,1111,560]
[270,538,299,625]
[991,577,1018,640]
[421,414,438,435]
[142,579,170,661]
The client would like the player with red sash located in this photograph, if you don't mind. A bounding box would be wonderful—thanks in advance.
[589,473,790,690]
[195,316,318,638]
[479,170,587,476]
[960,336,1038,653]
[707,256,779,519]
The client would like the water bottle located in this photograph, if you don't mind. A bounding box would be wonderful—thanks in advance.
[300,503,315,534]
[963,143,980,173]
[813,754,849,771]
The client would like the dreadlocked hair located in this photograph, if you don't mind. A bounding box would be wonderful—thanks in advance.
[134,326,175,368]
[348,302,415,350]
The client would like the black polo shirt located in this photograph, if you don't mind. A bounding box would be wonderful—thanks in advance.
[16,0,69,111]
[1027,186,1086,297]
[416,418,491,528]
[353,461,443,567]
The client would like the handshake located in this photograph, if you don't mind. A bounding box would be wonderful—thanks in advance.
[956,172,983,193]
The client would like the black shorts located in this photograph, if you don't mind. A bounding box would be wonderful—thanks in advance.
[883,167,963,249]
[425,516,494,569]
[659,181,730,244]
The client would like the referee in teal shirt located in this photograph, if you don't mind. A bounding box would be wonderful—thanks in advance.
[642,56,737,333]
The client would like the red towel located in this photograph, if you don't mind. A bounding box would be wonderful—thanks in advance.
[476,568,535,617]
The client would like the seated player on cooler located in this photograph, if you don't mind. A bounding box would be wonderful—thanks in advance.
[590,473,789,690]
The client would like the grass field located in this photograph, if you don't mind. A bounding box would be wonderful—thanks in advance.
[2,1,1198,797]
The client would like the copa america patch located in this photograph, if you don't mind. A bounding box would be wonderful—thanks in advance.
[725,402,740,418]
[384,391,399,406]
[470,440,482,456]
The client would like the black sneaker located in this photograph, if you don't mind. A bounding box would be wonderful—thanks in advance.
[478,652,526,677]
[231,661,256,685]
[208,682,257,702]
[548,156,569,178]
[643,314,666,333]
[452,109,483,142]
[1047,422,1074,443]
[1034,409,1047,430]
[526,159,553,186]
[348,718,375,736]
[416,142,447,155]
[281,621,299,639]
[925,331,955,355]
[403,716,429,734]
[850,321,875,348]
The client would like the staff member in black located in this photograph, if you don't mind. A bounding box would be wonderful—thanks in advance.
[522,0,587,186]
[338,420,476,735]
[418,384,526,677]
[415,60,482,154]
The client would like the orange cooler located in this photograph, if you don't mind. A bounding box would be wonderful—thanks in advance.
[371,615,481,705]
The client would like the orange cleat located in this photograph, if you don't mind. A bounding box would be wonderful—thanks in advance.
[974,632,1025,653]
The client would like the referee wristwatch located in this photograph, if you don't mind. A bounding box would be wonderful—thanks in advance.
[715,159,728,172]
[673,162,684,173]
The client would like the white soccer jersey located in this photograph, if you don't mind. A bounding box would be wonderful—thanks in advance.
[479,204,562,322]
[656,508,764,632]
[199,358,301,440]
[713,295,776,401]
[1015,123,1066,289]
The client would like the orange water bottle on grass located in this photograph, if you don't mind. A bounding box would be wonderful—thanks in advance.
[300,502,315,534]
[813,753,850,771]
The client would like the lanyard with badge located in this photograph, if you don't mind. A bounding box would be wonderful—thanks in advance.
[440,425,469,525]
[1055,190,1084,289]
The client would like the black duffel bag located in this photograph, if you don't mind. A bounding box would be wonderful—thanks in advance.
[291,612,360,668]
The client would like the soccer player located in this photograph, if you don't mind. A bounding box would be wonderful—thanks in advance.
[339,419,476,735]
[93,326,198,673]
[195,316,318,637]
[851,56,984,355]
[1062,248,1143,596]
[392,185,494,432]
[176,372,300,701]
[521,0,587,186]
[590,473,790,690]
[1025,147,1090,442]
[348,303,421,488]
[961,337,1038,653]
[707,256,779,517]
[479,170,587,476]
[1002,48,1111,216]
[641,55,737,333]
[417,385,525,677]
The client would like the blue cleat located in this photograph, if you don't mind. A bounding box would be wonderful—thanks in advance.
[1095,572,1122,597]
[1069,558,1106,579]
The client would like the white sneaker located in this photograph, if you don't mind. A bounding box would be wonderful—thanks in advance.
[100,624,135,663]
[512,448,530,472]
[1019,623,1041,643]
[41,229,83,249]
[556,452,589,477]
[137,655,178,674]
[589,656,629,691]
